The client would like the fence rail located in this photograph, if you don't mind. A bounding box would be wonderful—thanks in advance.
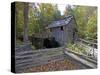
[78,38,97,48]
[78,38,97,58]
[15,44,97,73]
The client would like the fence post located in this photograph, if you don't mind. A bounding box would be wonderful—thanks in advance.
[93,44,95,57]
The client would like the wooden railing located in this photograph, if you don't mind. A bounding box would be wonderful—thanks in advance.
[15,44,97,73]
[78,38,97,58]
[78,38,97,49]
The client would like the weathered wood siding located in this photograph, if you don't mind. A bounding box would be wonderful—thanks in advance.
[65,18,75,43]
[50,18,76,45]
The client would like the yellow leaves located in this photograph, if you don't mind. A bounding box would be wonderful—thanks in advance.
[25,59,77,72]
[74,6,97,39]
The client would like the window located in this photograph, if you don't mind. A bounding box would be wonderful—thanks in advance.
[60,26,64,31]
[50,28,52,32]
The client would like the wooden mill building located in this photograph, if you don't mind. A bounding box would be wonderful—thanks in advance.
[46,15,78,46]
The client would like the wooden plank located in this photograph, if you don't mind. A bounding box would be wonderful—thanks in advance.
[78,42,97,58]
[15,54,65,72]
[79,38,97,46]
[16,55,64,68]
[65,48,97,64]
[15,58,64,73]
[32,47,65,52]
[64,51,97,68]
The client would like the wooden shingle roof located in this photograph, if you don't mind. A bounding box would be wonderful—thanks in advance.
[46,15,73,29]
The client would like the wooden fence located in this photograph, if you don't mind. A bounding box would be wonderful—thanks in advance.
[15,45,65,73]
[15,44,97,73]
[78,38,97,48]
[78,38,97,58]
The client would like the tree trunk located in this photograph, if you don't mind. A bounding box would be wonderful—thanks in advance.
[23,3,29,43]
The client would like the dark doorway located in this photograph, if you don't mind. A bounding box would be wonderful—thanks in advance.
[60,26,64,31]
[43,37,60,48]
